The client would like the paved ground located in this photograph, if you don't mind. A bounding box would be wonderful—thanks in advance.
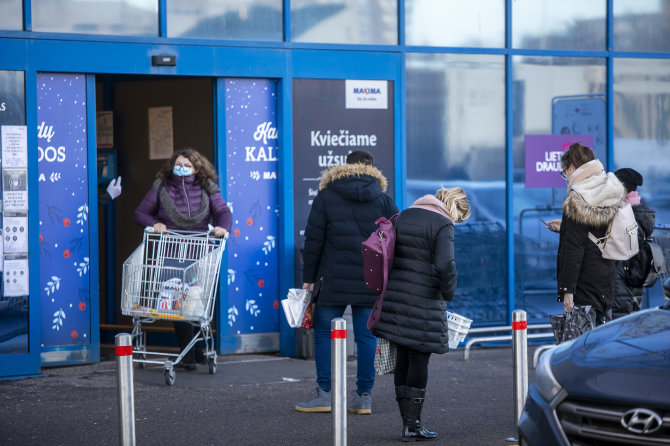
[0,346,538,445]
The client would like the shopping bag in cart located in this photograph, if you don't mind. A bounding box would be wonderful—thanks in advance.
[281,288,312,328]
[181,284,205,317]
[156,278,186,312]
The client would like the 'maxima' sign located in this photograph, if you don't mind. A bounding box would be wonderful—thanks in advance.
[345,80,388,109]
[525,134,594,188]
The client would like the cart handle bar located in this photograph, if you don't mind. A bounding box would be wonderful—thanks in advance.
[144,225,229,239]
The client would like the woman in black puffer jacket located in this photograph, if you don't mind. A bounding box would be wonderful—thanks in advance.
[373,187,470,442]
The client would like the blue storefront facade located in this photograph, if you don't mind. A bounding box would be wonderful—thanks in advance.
[0,1,668,378]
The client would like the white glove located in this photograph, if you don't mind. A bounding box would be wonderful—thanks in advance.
[106,176,122,200]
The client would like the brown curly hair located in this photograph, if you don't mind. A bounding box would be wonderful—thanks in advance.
[156,148,218,188]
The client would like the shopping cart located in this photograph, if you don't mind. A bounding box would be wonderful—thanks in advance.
[121,228,226,385]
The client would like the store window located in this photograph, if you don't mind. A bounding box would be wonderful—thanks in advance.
[0,1,22,30]
[512,0,606,50]
[32,0,157,36]
[0,70,27,355]
[166,0,282,41]
[614,1,670,52]
[406,53,506,325]
[512,56,606,323]
[613,58,670,308]
[405,0,504,48]
[291,0,397,45]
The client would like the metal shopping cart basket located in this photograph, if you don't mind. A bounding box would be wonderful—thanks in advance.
[121,228,226,385]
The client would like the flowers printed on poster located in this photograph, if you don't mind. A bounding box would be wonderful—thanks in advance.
[261,235,275,255]
[45,204,63,223]
[246,299,260,317]
[45,276,61,296]
[76,257,89,276]
[78,288,89,309]
[76,203,88,225]
[52,308,66,331]
[70,235,85,254]
[243,269,263,286]
[228,305,238,327]
[227,268,236,286]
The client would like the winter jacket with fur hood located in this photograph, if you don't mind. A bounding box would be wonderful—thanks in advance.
[302,163,398,307]
[557,160,626,314]
[372,195,458,354]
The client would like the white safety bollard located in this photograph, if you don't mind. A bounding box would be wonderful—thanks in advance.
[331,318,347,446]
[506,310,528,443]
[116,333,136,446]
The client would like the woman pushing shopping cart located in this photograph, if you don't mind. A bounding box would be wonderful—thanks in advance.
[128,148,232,385]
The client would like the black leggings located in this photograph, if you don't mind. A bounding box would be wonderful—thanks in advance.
[394,344,432,389]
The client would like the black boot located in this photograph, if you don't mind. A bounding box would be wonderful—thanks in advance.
[395,386,410,434]
[402,387,438,442]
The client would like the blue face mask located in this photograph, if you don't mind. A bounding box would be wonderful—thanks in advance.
[173,165,193,177]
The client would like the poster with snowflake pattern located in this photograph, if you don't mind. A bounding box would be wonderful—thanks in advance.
[225,79,279,334]
[37,73,90,348]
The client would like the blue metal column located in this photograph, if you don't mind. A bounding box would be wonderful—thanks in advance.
[606,0,614,171]
[214,77,232,353]
[86,74,101,362]
[505,0,516,322]
[278,68,297,357]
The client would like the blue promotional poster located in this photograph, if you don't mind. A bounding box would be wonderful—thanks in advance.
[225,79,279,336]
[37,73,91,348]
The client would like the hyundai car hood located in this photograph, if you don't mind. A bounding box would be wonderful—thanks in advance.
[550,308,670,408]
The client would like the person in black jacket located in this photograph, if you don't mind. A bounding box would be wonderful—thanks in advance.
[555,143,626,326]
[295,151,398,415]
[373,187,470,442]
[612,168,656,318]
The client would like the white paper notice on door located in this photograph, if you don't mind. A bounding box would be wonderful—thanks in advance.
[3,258,28,297]
[148,106,174,160]
[3,215,28,253]
[1,125,28,168]
[2,169,28,211]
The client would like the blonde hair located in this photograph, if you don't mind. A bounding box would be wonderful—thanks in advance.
[435,187,470,223]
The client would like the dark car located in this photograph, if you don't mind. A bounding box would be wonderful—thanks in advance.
[518,301,670,445]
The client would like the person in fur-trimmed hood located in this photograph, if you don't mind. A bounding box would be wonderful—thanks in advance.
[556,143,626,326]
[296,151,398,415]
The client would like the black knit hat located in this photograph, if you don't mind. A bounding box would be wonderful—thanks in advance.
[614,168,643,192]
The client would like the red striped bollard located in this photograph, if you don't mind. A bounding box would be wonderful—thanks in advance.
[116,333,136,446]
[508,309,528,443]
[331,318,347,446]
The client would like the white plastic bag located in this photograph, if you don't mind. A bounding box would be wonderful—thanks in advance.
[181,285,205,317]
[281,289,312,328]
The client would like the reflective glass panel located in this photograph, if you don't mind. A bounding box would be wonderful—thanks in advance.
[405,0,504,48]
[291,0,397,44]
[0,0,22,30]
[406,53,507,325]
[614,58,670,308]
[513,0,606,50]
[512,56,606,323]
[167,0,282,40]
[614,0,670,52]
[32,0,157,36]
[0,70,28,355]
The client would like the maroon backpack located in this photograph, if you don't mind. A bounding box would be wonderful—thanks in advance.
[363,213,399,329]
